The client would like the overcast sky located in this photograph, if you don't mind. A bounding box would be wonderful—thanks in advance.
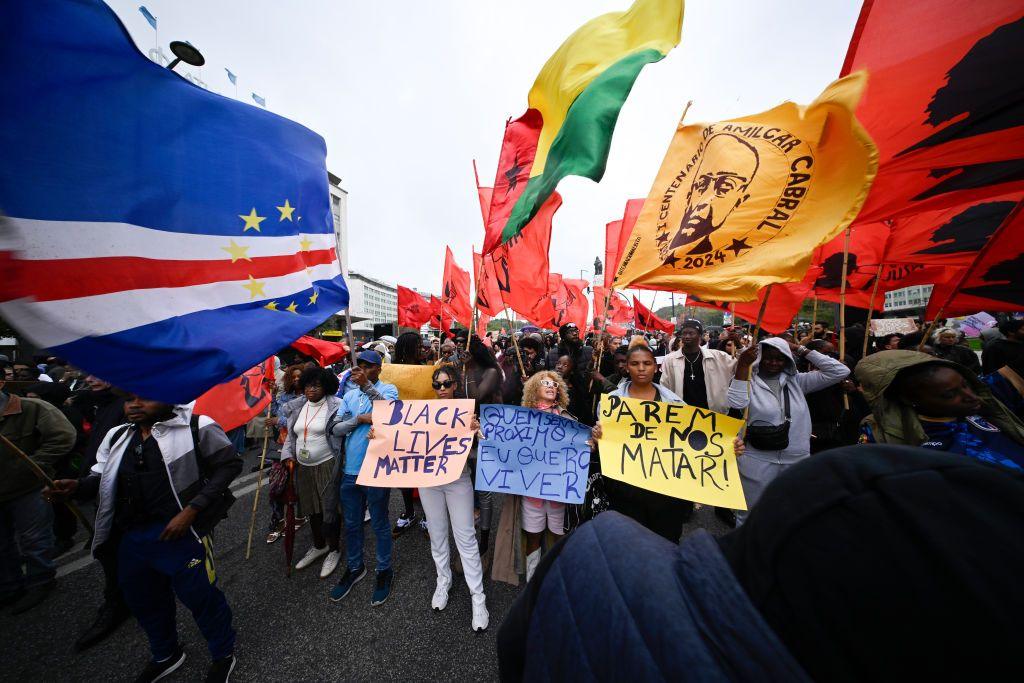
[107,0,862,309]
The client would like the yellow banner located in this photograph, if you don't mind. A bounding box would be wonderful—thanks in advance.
[598,394,747,509]
[379,364,436,400]
[613,73,877,301]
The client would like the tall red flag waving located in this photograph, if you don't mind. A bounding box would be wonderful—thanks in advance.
[632,296,673,335]
[548,275,589,331]
[441,247,473,329]
[194,358,274,432]
[397,285,432,329]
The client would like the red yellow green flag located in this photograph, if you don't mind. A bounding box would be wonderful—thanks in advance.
[614,73,878,301]
[483,0,683,253]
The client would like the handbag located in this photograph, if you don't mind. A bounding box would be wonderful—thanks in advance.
[745,385,791,451]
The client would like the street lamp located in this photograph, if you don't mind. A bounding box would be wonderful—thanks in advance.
[166,40,205,71]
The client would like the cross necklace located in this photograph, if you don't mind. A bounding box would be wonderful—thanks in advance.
[682,350,701,380]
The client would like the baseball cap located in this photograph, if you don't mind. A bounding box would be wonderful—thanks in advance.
[357,350,383,366]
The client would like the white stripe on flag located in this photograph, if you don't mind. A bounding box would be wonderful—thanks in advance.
[5,218,336,261]
[0,260,341,348]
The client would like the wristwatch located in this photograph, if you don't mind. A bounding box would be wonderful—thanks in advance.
[795,345,810,357]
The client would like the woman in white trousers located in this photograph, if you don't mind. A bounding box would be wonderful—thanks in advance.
[418,364,488,631]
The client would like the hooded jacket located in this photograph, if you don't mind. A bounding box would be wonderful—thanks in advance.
[855,350,1024,447]
[85,403,242,552]
[728,338,850,463]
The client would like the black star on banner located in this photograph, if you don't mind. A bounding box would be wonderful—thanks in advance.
[664,253,681,267]
[725,238,752,257]
[655,232,669,245]
[504,154,524,195]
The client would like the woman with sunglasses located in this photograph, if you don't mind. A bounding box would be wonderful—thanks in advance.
[414,365,489,630]
[592,340,746,542]
[493,371,589,584]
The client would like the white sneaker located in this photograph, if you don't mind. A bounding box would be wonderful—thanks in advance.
[471,594,489,631]
[319,550,342,579]
[295,545,329,570]
[525,549,541,583]
[431,578,450,611]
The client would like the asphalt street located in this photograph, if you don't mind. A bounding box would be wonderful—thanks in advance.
[0,445,731,681]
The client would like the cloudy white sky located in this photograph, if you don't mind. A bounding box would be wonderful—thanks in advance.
[107,0,862,309]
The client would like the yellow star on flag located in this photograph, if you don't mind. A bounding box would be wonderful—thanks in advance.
[239,208,266,232]
[298,235,313,251]
[263,300,279,311]
[308,289,319,305]
[242,275,266,300]
[285,301,299,314]
[221,239,251,263]
[276,199,296,222]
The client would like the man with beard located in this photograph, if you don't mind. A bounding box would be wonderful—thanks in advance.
[545,323,595,424]
[665,133,759,259]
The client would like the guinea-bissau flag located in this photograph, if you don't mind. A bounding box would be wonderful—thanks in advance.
[482,0,683,253]
[397,285,433,329]
[614,73,877,302]
[632,295,673,334]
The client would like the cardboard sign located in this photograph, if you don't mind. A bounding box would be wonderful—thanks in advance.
[379,364,436,400]
[357,399,476,488]
[598,395,747,509]
[869,317,918,336]
[476,404,591,504]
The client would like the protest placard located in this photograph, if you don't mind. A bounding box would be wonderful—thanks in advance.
[598,395,747,509]
[869,317,918,336]
[379,364,436,399]
[476,405,591,504]
[357,399,476,488]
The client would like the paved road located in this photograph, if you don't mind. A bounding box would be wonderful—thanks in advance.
[0,446,730,681]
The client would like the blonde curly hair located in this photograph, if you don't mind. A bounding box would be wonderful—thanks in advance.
[521,370,570,411]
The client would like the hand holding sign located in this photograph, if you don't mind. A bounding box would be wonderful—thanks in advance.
[357,399,476,488]
[476,405,591,504]
[598,395,747,510]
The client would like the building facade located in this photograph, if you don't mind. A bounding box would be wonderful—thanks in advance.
[346,271,398,340]
[328,172,349,279]
[884,284,934,312]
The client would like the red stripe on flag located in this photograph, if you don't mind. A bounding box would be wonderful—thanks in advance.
[13,249,337,302]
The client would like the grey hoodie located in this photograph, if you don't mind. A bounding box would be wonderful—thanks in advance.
[728,338,850,464]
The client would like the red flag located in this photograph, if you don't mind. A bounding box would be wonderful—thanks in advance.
[842,1,1024,223]
[482,111,543,254]
[605,198,645,289]
[807,222,892,310]
[691,273,815,336]
[548,274,589,331]
[632,296,673,334]
[593,286,633,324]
[488,191,561,328]
[926,200,1024,317]
[428,295,445,331]
[289,335,349,367]
[473,251,504,318]
[194,358,273,432]
[397,285,432,329]
[441,247,473,329]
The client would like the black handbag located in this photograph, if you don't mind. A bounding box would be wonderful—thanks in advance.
[745,385,791,451]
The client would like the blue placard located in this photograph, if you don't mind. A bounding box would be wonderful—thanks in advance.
[475,404,592,504]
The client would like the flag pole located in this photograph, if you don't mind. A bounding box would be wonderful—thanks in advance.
[837,226,854,409]
[862,262,885,356]
[245,401,274,560]
[741,284,774,436]
[505,308,527,377]
[1,434,94,537]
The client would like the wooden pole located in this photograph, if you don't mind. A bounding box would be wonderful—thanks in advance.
[1,433,94,536]
[837,226,853,409]
[863,262,885,357]
[245,401,274,560]
[506,308,527,377]
[810,296,819,335]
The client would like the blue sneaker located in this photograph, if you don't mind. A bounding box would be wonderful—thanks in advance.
[371,569,394,606]
[329,565,366,602]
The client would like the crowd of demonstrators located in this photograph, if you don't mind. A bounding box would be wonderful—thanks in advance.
[4,306,1024,679]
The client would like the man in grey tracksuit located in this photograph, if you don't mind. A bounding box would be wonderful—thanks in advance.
[728,337,849,524]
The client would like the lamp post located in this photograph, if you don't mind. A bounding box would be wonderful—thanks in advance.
[166,40,205,71]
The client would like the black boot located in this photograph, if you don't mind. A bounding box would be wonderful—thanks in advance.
[478,528,490,556]
[75,600,130,651]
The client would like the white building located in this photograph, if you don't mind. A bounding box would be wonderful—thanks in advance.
[328,172,349,279]
[346,271,398,338]
[884,284,934,312]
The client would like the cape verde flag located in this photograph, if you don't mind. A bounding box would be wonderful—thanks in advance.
[0,0,349,404]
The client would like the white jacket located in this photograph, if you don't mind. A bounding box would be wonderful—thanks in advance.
[661,346,737,414]
[727,338,849,464]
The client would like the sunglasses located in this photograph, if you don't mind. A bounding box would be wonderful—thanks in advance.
[539,379,557,388]
[432,380,454,390]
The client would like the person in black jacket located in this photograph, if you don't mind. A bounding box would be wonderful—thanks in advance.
[47,398,242,683]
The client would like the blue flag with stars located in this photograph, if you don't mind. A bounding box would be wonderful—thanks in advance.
[0,0,349,404]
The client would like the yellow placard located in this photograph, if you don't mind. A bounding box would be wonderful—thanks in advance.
[598,394,747,510]
[379,364,436,400]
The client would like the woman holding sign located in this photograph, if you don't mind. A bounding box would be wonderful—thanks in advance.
[413,365,489,631]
